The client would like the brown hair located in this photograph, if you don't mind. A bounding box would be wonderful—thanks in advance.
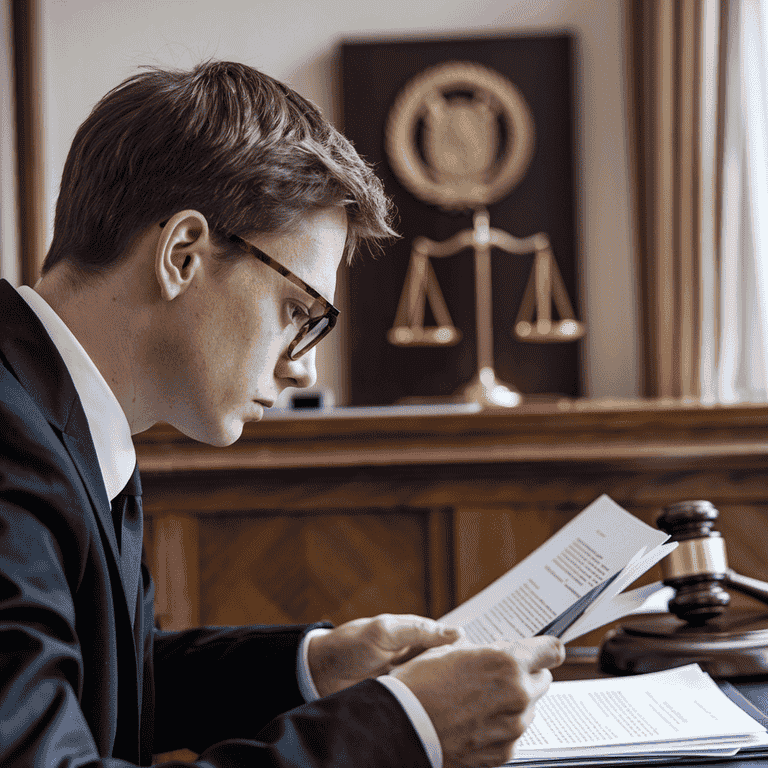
[42,60,396,275]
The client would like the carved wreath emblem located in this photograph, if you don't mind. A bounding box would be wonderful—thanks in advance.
[385,61,536,209]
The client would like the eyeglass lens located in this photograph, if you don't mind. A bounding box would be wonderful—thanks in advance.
[293,316,331,357]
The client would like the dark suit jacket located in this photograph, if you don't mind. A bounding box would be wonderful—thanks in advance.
[0,279,430,767]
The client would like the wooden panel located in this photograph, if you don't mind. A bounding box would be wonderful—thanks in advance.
[711,503,768,583]
[138,402,768,653]
[198,510,429,627]
[427,508,454,618]
[152,514,199,630]
[141,466,768,635]
[455,506,558,604]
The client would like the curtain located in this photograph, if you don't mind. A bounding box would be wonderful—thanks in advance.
[701,0,768,403]
[630,0,768,403]
[629,0,714,399]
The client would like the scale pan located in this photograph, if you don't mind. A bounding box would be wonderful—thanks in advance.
[514,319,586,343]
[387,325,463,347]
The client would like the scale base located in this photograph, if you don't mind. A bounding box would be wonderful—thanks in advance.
[459,367,522,408]
[599,611,768,679]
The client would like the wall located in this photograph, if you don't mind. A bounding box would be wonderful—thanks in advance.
[40,0,639,401]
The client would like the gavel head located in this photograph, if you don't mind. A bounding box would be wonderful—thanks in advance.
[657,500,731,626]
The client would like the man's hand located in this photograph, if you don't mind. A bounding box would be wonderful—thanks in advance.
[308,613,462,697]
[389,635,564,768]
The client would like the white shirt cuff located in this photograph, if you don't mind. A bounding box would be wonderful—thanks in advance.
[297,627,332,702]
[297,630,442,768]
[377,675,443,768]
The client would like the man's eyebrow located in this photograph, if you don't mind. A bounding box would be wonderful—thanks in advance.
[282,271,334,314]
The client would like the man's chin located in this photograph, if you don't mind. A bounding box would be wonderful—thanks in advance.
[174,418,244,447]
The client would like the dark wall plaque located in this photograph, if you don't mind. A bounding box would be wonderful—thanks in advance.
[341,34,580,406]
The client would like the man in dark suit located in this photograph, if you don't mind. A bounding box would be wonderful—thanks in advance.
[0,61,563,767]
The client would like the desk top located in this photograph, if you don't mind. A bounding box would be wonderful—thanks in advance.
[134,399,768,474]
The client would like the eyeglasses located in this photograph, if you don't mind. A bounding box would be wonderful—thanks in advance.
[159,221,339,359]
[224,233,339,360]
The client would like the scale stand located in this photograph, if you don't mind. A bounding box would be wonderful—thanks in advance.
[388,208,586,407]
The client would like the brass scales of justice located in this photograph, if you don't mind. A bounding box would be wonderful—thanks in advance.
[384,61,586,407]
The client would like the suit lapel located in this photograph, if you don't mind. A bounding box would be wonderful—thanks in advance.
[0,280,121,596]
[61,419,118,563]
[0,280,144,759]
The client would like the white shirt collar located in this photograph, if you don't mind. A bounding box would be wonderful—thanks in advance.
[16,285,136,502]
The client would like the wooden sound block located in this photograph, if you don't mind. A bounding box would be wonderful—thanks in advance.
[598,610,768,678]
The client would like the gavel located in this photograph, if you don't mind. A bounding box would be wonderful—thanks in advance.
[599,500,768,677]
[657,500,768,625]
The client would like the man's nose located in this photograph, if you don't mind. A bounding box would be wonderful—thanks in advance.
[278,347,317,389]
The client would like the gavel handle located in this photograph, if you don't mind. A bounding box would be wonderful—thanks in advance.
[724,569,768,605]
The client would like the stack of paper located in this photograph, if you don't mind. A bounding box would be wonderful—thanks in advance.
[506,664,768,766]
[441,494,677,643]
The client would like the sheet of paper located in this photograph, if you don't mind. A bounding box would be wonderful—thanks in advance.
[441,495,670,641]
[558,581,675,643]
[510,665,767,761]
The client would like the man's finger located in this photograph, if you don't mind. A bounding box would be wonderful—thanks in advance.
[495,636,565,673]
[528,636,565,671]
[368,614,462,651]
[465,739,519,768]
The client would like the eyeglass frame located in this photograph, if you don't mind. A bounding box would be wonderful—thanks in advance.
[159,221,340,360]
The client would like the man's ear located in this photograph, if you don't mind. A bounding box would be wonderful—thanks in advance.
[155,210,212,301]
